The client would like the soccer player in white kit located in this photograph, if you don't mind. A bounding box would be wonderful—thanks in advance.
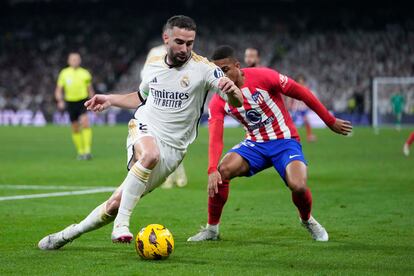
[38,15,243,249]
[141,43,188,189]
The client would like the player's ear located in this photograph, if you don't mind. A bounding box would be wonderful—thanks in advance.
[162,33,169,45]
[235,61,241,69]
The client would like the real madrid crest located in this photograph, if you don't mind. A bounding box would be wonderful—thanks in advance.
[180,75,190,88]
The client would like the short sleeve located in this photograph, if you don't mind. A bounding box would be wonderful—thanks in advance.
[57,71,65,87]
[138,79,150,100]
[85,70,92,85]
[205,65,228,102]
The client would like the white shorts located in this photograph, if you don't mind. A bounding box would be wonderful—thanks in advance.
[126,119,186,194]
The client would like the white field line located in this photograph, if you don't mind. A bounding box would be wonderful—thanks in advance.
[0,184,111,190]
[0,187,116,201]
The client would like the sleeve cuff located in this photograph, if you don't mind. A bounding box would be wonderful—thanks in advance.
[137,90,144,102]
[207,167,218,174]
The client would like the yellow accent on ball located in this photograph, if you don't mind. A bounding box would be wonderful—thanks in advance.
[135,224,174,260]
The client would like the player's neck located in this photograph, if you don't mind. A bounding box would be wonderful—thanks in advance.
[236,71,245,88]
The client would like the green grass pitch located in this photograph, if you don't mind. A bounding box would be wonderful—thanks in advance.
[0,125,413,275]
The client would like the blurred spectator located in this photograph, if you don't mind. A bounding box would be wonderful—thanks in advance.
[244,47,261,67]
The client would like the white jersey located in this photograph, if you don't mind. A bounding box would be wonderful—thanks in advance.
[136,52,227,150]
[140,45,167,80]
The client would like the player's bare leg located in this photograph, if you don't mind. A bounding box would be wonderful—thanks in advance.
[111,136,159,243]
[188,153,249,242]
[285,161,328,241]
[38,136,160,249]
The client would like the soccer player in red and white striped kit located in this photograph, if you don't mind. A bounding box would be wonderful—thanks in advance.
[188,46,352,242]
[403,131,414,156]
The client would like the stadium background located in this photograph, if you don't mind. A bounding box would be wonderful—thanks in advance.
[0,0,412,126]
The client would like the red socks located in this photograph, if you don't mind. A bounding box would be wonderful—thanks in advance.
[292,188,313,221]
[305,122,313,137]
[208,182,313,223]
[407,132,414,146]
[208,180,229,225]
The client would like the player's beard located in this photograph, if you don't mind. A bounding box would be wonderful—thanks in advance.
[167,49,190,67]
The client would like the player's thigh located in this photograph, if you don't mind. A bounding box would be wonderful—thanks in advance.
[226,140,270,178]
[126,119,159,169]
[143,141,185,194]
[219,152,250,179]
[107,141,176,213]
[133,136,160,168]
[270,139,308,188]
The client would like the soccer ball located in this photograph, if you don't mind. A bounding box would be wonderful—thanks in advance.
[135,224,174,260]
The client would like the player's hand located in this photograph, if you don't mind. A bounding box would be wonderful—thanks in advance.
[208,170,222,198]
[329,118,353,135]
[85,94,111,112]
[218,77,239,96]
[57,100,65,111]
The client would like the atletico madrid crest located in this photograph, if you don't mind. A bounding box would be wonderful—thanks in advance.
[252,91,264,105]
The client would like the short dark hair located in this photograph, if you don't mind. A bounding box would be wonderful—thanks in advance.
[211,45,237,61]
[246,47,260,57]
[164,15,197,32]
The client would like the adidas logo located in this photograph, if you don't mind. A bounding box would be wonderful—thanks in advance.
[150,77,158,83]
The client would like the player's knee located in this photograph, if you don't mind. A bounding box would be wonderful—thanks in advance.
[71,123,80,133]
[287,176,307,193]
[218,163,232,180]
[81,117,89,128]
[135,148,160,168]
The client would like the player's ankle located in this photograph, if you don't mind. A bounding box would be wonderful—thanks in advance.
[206,223,219,233]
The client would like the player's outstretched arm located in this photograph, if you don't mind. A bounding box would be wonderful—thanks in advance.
[85,92,141,112]
[328,118,353,135]
[284,81,352,134]
[218,77,243,107]
[207,95,227,197]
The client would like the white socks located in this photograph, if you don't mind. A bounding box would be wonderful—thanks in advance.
[207,223,219,233]
[114,162,151,229]
[74,201,114,236]
[65,161,151,240]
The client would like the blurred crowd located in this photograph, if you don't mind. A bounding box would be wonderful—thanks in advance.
[275,27,414,112]
[0,4,156,119]
[1,1,413,121]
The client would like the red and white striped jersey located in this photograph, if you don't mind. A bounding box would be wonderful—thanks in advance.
[208,67,299,142]
[208,67,335,143]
